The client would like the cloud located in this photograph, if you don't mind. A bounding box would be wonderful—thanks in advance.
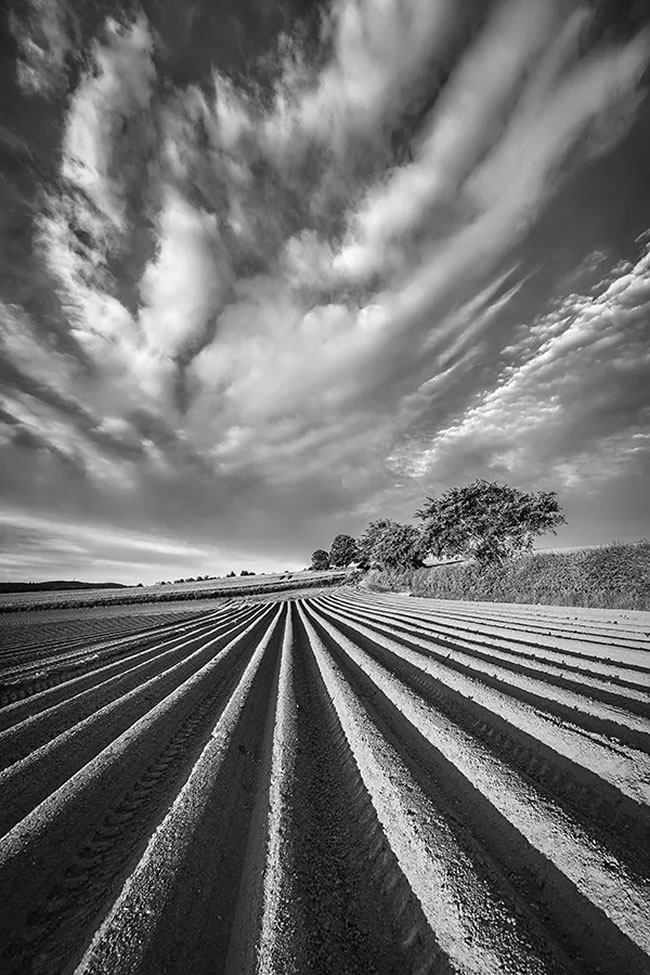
[333,0,558,272]
[333,3,650,283]
[468,24,650,215]
[410,243,650,491]
[139,188,229,360]
[0,508,291,582]
[61,14,156,231]
[35,14,162,364]
[9,0,75,96]
[2,1,650,577]
[266,0,461,152]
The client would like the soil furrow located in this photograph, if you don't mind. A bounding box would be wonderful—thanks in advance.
[0,608,221,683]
[72,605,285,975]
[314,601,650,827]
[0,605,260,768]
[0,609,271,837]
[319,597,650,752]
[0,609,276,974]
[305,602,650,975]
[329,592,650,682]
[300,602,578,975]
[334,592,650,670]
[0,607,215,670]
[0,609,229,709]
[331,613,650,885]
[371,593,650,647]
[272,601,443,975]
[0,612,276,972]
[224,602,298,974]
[324,595,650,716]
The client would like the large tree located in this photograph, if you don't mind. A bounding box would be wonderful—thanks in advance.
[329,533,358,567]
[310,549,330,570]
[415,479,565,564]
[357,519,424,570]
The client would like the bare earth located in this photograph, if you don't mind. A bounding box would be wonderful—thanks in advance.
[0,589,649,974]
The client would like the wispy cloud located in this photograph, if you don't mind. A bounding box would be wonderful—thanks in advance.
[410,243,650,490]
[0,508,284,581]
[9,0,75,96]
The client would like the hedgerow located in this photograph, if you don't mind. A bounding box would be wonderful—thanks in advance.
[364,541,650,610]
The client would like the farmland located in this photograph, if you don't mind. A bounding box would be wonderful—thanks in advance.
[0,588,649,974]
[0,569,348,614]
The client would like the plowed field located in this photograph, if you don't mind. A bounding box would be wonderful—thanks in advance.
[1,590,649,974]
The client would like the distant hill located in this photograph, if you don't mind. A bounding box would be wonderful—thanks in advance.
[0,580,127,594]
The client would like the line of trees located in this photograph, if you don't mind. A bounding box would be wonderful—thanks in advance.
[311,479,565,572]
[156,570,258,584]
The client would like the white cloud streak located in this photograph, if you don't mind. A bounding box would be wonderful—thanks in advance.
[61,15,155,230]
[412,243,650,490]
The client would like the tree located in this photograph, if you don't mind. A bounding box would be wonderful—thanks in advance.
[357,519,425,570]
[373,522,425,570]
[311,549,330,570]
[329,533,358,567]
[415,479,566,564]
[356,519,394,569]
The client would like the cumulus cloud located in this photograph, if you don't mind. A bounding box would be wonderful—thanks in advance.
[139,188,229,359]
[2,0,650,578]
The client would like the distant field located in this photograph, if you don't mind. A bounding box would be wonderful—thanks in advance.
[0,569,349,613]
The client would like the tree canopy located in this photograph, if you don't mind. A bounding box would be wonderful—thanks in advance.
[356,519,394,569]
[357,519,424,570]
[329,533,358,567]
[415,479,565,564]
[310,549,330,570]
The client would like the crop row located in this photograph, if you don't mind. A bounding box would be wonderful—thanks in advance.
[0,590,648,974]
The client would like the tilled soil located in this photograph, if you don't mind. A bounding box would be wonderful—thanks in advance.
[0,590,649,974]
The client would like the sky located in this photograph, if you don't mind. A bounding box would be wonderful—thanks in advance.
[1,0,649,584]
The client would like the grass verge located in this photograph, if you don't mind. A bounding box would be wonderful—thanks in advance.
[364,540,650,610]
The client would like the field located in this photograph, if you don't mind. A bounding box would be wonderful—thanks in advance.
[0,569,348,614]
[0,588,649,974]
